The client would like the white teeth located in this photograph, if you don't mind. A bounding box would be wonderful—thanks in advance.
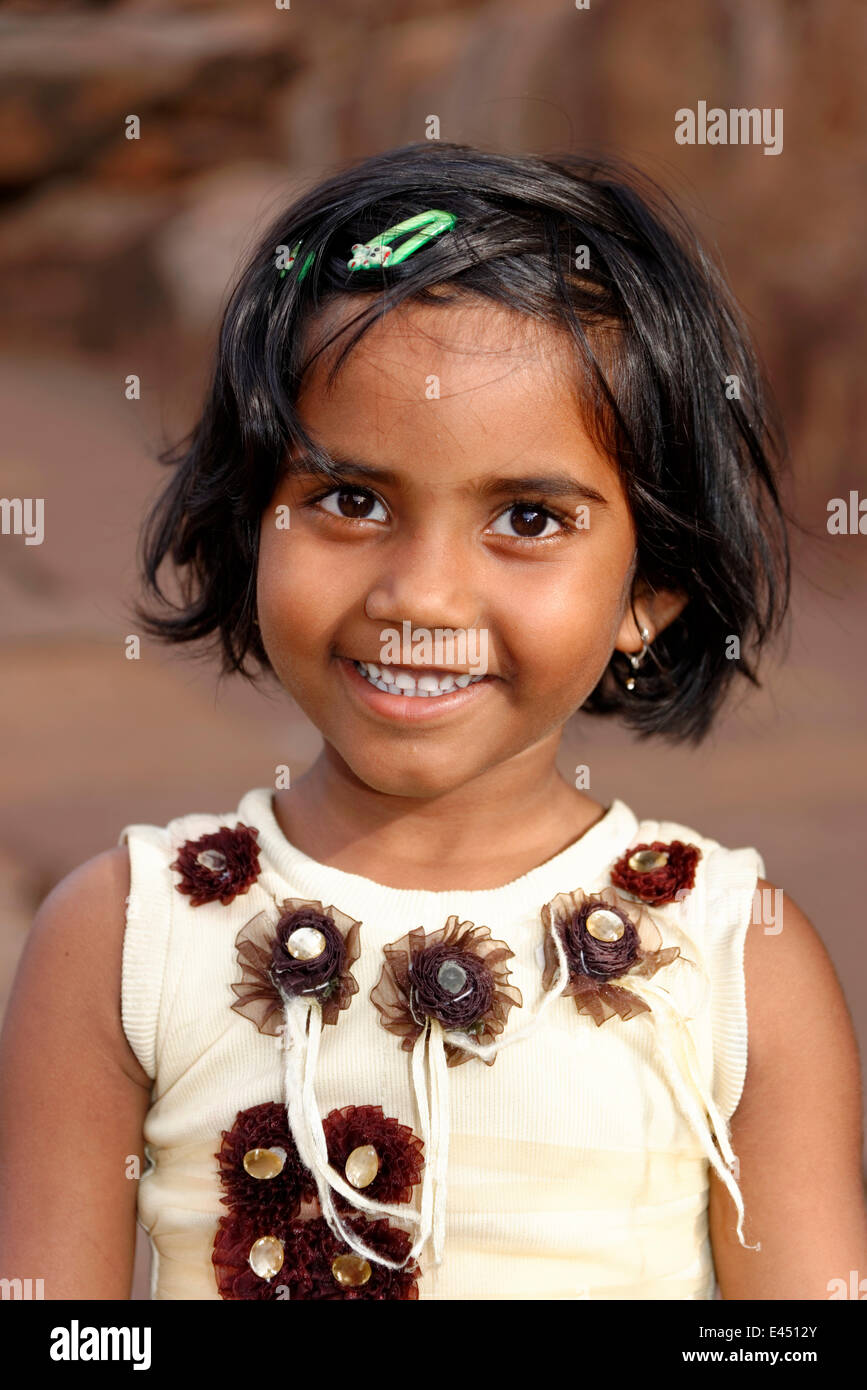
[352,660,487,697]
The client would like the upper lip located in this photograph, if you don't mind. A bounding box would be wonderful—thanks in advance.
[343,656,493,677]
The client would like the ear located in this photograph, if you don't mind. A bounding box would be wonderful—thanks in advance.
[613,580,689,657]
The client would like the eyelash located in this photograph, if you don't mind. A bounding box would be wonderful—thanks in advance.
[303,485,576,542]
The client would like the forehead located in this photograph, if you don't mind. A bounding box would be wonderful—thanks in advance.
[296,293,583,406]
[290,294,623,497]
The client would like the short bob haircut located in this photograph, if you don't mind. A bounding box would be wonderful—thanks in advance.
[136,140,792,745]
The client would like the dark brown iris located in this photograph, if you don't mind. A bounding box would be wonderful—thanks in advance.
[563,902,639,982]
[269,908,346,999]
[408,944,493,1030]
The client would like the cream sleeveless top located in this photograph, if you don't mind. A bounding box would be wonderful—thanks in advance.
[119,786,765,1301]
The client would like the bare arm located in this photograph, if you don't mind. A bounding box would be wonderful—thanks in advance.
[0,846,152,1299]
[709,876,867,1298]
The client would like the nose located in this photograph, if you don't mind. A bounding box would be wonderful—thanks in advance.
[362,529,483,634]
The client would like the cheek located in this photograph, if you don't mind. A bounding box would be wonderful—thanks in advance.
[256,524,366,664]
[500,555,626,679]
[256,528,320,654]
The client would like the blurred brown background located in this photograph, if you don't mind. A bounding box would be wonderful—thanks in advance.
[0,0,865,1299]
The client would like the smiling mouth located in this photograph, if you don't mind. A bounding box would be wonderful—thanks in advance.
[349,658,491,697]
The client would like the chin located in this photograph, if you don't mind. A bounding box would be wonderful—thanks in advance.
[336,749,479,800]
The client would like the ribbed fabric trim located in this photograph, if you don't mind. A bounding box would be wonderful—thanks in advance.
[118,822,174,1083]
[704,844,766,1122]
[237,786,640,916]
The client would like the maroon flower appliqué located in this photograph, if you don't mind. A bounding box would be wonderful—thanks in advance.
[231,897,361,1033]
[212,1098,426,1300]
[610,839,702,905]
[370,917,522,1068]
[170,822,261,906]
[322,1104,425,1214]
[215,1102,317,1222]
[213,1212,419,1300]
[541,885,681,1026]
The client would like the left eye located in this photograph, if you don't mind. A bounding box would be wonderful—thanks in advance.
[489,503,565,539]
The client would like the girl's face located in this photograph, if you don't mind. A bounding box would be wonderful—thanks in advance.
[258,296,663,799]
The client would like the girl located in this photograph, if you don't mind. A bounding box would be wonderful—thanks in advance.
[1,142,865,1301]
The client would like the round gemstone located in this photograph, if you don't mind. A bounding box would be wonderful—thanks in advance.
[286,926,327,960]
[248,1235,284,1279]
[436,959,468,995]
[196,849,227,872]
[242,1146,287,1180]
[585,908,626,942]
[628,849,669,873]
[344,1144,379,1189]
[331,1254,372,1287]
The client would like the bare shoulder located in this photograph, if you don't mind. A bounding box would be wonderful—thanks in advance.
[709,877,867,1298]
[0,845,153,1297]
[22,845,151,1089]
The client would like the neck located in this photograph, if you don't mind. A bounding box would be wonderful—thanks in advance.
[271,738,605,891]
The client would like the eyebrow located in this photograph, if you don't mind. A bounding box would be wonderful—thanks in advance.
[288,450,610,506]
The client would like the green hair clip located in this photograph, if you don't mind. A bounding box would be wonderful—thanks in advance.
[277,241,315,281]
[346,208,457,271]
[277,208,456,284]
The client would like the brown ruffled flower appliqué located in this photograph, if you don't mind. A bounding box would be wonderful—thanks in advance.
[213,1212,419,1300]
[370,917,522,1068]
[231,898,361,1033]
[610,839,702,905]
[541,885,681,1026]
[212,1101,423,1299]
[170,822,262,907]
[215,1102,317,1222]
[323,1104,425,1215]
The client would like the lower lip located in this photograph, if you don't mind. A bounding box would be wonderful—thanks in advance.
[337,657,497,723]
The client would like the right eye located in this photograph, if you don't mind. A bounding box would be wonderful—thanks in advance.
[313,486,389,523]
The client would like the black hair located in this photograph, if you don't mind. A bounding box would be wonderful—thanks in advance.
[134,140,792,745]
